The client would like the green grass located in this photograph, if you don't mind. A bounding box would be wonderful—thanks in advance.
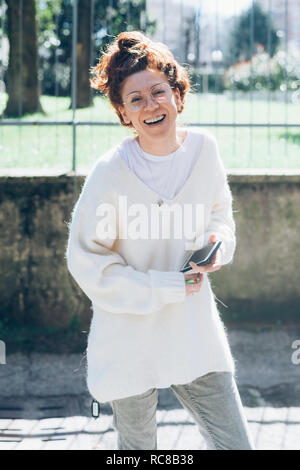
[0,92,300,171]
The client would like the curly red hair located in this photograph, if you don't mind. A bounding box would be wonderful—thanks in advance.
[89,31,190,128]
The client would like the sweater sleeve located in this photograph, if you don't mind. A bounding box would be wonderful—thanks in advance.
[65,171,186,315]
[202,134,236,265]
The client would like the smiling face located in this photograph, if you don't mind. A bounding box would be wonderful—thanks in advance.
[118,68,183,147]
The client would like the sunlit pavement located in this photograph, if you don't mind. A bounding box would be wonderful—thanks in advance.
[1,328,299,450]
[0,389,299,450]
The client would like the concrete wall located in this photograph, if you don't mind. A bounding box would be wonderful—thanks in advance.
[0,171,299,332]
[221,171,300,322]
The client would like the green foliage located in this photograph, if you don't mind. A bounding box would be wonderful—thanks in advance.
[37,0,62,31]
[227,1,279,65]
[224,49,300,91]
[1,0,156,97]
[36,0,156,96]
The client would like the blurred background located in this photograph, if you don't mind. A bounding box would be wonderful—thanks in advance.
[0,0,299,450]
[0,0,299,348]
[0,0,300,173]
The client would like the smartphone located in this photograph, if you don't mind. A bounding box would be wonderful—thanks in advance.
[180,241,222,273]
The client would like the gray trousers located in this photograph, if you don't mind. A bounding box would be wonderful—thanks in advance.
[110,372,255,450]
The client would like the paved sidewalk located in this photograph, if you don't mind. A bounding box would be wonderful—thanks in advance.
[0,392,299,450]
[0,328,299,450]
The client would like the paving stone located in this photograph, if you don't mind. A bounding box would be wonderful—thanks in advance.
[63,416,91,450]
[157,409,205,450]
[281,407,300,450]
[69,416,114,450]
[254,407,288,450]
[13,420,49,450]
[243,406,265,447]
[0,418,23,450]
[168,409,206,450]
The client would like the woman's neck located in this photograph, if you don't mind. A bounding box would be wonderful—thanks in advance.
[136,127,186,156]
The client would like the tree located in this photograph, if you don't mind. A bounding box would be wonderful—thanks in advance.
[2,0,156,113]
[4,0,44,117]
[227,1,279,65]
[69,0,156,108]
[76,0,92,108]
[183,10,198,66]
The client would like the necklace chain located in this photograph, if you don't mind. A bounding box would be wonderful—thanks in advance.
[135,132,186,206]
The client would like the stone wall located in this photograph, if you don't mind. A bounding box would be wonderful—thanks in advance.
[0,171,299,336]
[220,171,300,322]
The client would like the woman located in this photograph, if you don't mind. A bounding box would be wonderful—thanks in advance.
[66,31,254,450]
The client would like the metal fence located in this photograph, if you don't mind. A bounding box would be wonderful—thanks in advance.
[0,0,300,202]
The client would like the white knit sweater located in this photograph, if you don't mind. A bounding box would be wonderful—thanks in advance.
[66,128,236,403]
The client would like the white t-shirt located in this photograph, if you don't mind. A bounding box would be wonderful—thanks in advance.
[118,128,204,200]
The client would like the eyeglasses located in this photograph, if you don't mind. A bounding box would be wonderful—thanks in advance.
[122,82,173,112]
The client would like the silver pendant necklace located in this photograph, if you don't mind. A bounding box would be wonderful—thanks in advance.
[135,135,184,207]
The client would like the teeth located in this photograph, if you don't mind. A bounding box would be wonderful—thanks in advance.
[144,115,165,124]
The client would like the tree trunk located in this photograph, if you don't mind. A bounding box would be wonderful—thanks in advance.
[4,0,44,117]
[73,0,93,109]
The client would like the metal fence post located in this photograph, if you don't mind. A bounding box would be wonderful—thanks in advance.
[72,0,78,205]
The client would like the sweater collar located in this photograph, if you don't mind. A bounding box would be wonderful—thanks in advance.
[113,130,206,204]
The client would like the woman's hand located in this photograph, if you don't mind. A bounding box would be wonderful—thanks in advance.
[188,234,222,275]
[184,272,204,296]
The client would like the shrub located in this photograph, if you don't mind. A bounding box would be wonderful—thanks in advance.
[224,47,300,92]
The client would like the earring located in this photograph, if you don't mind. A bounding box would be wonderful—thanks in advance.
[123,116,131,125]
